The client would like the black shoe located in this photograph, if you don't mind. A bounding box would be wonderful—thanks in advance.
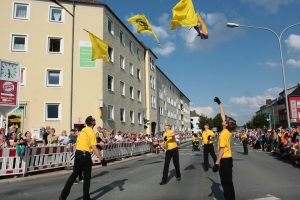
[177,177,181,181]
[59,196,65,200]
[159,181,167,185]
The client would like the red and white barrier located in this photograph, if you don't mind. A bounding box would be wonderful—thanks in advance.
[0,148,26,176]
[24,146,68,174]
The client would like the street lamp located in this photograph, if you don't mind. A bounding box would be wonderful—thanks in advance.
[227,22,300,128]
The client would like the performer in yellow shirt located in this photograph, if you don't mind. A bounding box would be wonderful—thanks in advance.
[213,97,236,200]
[241,131,248,155]
[160,124,181,185]
[60,116,107,200]
[202,124,217,171]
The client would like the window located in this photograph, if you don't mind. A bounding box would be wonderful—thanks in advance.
[130,110,134,123]
[120,30,124,44]
[13,2,29,20]
[108,75,114,91]
[130,86,134,99]
[153,77,155,89]
[151,95,156,108]
[150,76,153,88]
[46,69,62,87]
[108,105,114,120]
[45,103,61,121]
[120,81,125,96]
[129,39,133,52]
[138,112,141,124]
[20,67,27,86]
[137,68,141,80]
[48,37,63,53]
[129,62,133,75]
[49,7,64,22]
[120,55,125,70]
[108,19,114,35]
[120,108,125,122]
[11,34,28,52]
[137,48,140,59]
[137,90,141,102]
[107,46,114,62]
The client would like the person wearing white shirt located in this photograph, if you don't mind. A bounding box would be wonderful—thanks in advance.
[59,130,69,146]
[114,131,123,142]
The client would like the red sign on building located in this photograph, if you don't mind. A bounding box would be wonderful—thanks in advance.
[0,80,18,106]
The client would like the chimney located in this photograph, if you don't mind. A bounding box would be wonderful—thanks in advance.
[266,99,272,105]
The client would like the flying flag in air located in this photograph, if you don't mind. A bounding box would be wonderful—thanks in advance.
[85,30,109,62]
[127,14,161,46]
[193,12,208,39]
[50,0,73,17]
[170,0,198,30]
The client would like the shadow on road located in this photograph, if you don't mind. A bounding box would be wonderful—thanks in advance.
[206,177,224,200]
[167,169,177,181]
[114,167,129,170]
[147,161,164,165]
[92,171,109,179]
[76,179,128,200]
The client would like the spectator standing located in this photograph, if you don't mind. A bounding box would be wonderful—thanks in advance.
[59,116,107,200]
[47,128,59,146]
[42,126,51,146]
[213,97,236,200]
[95,126,103,139]
[69,129,78,145]
[60,130,69,146]
[25,131,37,147]
[6,125,16,140]
[114,131,123,142]
[160,124,181,185]
[0,134,8,148]
[15,132,26,156]
[292,127,298,143]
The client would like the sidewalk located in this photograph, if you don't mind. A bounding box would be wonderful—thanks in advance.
[0,153,153,186]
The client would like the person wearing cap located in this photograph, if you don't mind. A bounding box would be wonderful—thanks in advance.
[202,124,217,171]
[212,97,236,200]
[241,131,248,155]
[160,124,181,185]
[60,116,107,200]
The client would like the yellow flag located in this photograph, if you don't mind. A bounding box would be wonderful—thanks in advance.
[88,32,109,62]
[197,12,208,36]
[170,0,198,30]
[127,14,160,46]
[50,0,73,17]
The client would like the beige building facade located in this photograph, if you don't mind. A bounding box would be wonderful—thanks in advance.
[0,0,190,136]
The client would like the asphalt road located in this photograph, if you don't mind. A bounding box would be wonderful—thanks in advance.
[0,139,299,200]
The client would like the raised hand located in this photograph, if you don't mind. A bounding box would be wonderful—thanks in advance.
[214,97,221,105]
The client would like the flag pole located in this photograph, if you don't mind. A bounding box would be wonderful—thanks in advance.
[70,0,75,130]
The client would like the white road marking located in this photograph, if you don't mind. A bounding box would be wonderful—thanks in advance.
[251,194,280,200]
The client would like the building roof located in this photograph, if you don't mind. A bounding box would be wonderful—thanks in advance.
[288,83,300,96]
[190,110,200,117]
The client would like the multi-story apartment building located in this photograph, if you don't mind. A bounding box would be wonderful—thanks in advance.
[156,67,190,133]
[0,0,190,136]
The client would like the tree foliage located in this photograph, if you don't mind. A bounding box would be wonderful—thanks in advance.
[243,114,268,129]
[212,113,224,132]
[198,114,213,130]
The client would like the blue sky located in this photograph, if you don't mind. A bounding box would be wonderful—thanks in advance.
[105,0,300,126]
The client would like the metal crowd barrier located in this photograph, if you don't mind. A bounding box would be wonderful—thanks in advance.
[0,136,191,177]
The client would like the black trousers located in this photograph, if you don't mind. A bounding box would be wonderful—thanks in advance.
[219,157,235,200]
[243,141,248,155]
[162,148,181,182]
[204,143,217,170]
[61,151,92,200]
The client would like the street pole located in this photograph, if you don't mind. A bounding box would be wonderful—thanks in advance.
[70,0,75,130]
[227,22,300,128]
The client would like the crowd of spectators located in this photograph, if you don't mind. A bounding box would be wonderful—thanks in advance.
[0,125,193,154]
[235,126,300,165]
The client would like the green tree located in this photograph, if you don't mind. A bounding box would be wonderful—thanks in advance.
[252,113,268,128]
[198,114,213,130]
[213,113,229,132]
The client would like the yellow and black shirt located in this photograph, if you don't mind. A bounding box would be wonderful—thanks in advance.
[241,133,247,141]
[202,129,214,145]
[163,130,178,150]
[76,126,97,153]
[218,129,232,158]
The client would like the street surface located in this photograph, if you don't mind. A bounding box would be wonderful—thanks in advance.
[0,139,299,200]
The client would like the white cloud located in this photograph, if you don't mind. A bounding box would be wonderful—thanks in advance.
[285,34,300,52]
[229,87,282,107]
[190,106,214,118]
[240,0,294,13]
[152,41,176,56]
[286,59,300,68]
[180,12,244,51]
[258,62,278,67]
